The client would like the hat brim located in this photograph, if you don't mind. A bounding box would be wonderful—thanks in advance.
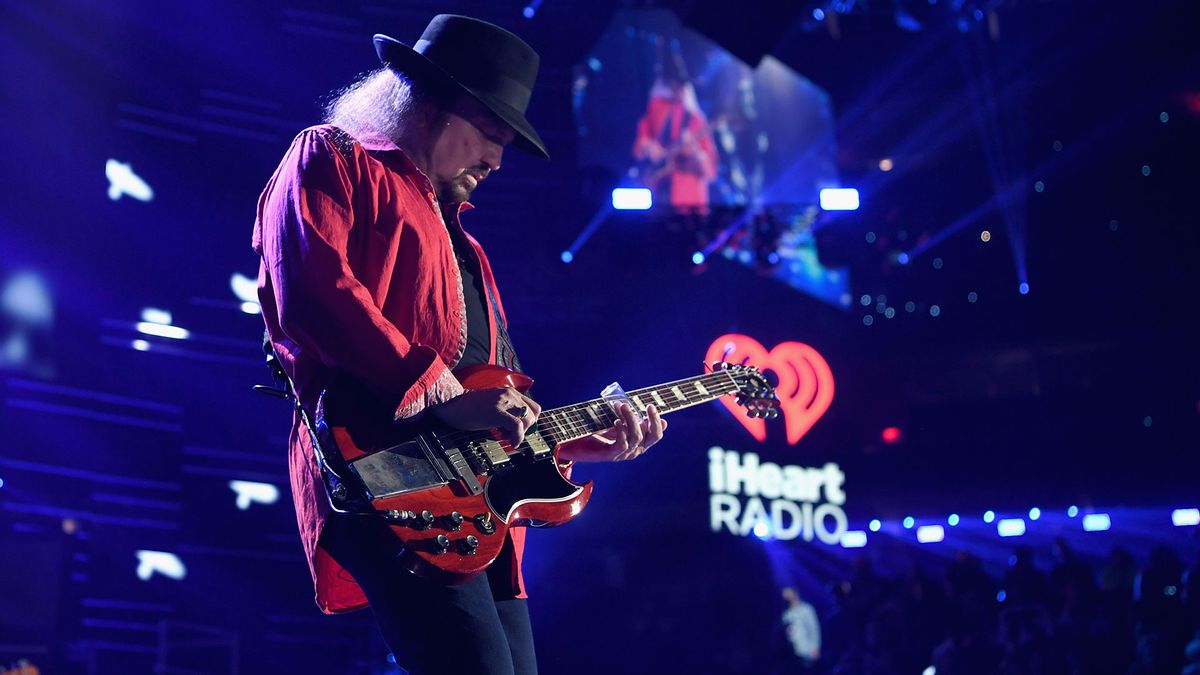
[373,34,550,160]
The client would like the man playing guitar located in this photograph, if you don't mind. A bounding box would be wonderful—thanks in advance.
[632,48,719,212]
[253,15,666,675]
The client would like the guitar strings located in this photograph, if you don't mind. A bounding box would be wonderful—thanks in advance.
[430,370,739,447]
[423,370,747,452]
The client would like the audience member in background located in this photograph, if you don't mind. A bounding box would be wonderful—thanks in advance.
[781,586,821,668]
[1004,546,1049,607]
[1129,545,1188,674]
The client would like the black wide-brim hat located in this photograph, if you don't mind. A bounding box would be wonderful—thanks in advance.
[374,14,549,160]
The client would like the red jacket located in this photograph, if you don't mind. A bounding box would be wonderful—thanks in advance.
[252,125,527,614]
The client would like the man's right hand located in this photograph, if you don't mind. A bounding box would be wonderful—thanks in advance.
[428,387,541,447]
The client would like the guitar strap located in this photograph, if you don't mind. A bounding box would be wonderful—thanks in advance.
[256,331,376,516]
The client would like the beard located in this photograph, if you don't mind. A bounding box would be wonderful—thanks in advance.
[437,173,474,204]
[436,170,485,205]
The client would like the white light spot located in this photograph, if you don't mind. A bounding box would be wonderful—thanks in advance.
[230,273,259,303]
[135,322,189,340]
[1,273,53,323]
[819,188,860,211]
[106,159,154,202]
[611,188,652,210]
[840,530,867,548]
[229,480,280,510]
[140,307,172,325]
[135,550,186,581]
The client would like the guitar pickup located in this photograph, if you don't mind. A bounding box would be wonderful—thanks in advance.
[426,436,483,495]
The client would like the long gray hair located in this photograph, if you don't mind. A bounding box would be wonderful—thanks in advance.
[323,67,442,146]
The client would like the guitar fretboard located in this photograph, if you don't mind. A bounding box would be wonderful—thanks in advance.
[532,370,741,448]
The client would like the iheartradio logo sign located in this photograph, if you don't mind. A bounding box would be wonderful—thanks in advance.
[705,334,834,445]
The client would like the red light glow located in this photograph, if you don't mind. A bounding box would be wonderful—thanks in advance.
[705,334,834,445]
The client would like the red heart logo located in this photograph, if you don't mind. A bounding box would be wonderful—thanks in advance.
[705,334,834,445]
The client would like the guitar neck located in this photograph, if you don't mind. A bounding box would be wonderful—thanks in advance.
[535,370,740,446]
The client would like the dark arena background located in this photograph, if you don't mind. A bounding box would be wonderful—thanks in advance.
[2,1,1199,673]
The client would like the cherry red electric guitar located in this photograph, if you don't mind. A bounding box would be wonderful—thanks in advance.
[313,363,778,583]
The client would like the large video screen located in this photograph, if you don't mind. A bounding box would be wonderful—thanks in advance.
[574,8,838,212]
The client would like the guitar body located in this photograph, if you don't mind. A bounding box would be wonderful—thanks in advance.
[313,362,777,584]
[318,364,592,584]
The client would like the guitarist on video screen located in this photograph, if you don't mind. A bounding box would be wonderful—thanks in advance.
[632,45,719,213]
[252,15,666,675]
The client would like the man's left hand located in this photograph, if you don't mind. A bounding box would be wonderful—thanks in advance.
[556,403,667,463]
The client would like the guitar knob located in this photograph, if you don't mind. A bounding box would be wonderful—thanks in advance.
[447,511,464,531]
[460,535,480,554]
[416,510,436,529]
[432,534,451,554]
[384,509,414,522]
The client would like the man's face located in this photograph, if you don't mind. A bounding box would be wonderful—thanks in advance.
[427,95,517,204]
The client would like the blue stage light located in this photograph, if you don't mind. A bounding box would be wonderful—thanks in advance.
[997,518,1025,537]
[560,251,574,264]
[813,7,826,20]
[903,516,915,529]
[1019,282,1030,295]
[1082,514,1111,532]
[997,590,1007,602]
[898,252,910,265]
[819,188,860,211]
[0,476,5,489]
[841,530,867,548]
[868,519,881,532]
[1067,505,1079,517]
[984,510,995,523]
[1172,508,1199,526]
[916,525,944,543]
[611,187,652,210]
[1029,507,1041,521]
[691,252,705,265]
[753,521,771,539]
[521,0,542,19]
[948,513,960,526]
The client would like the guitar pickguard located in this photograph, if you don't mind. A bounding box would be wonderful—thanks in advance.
[484,455,582,524]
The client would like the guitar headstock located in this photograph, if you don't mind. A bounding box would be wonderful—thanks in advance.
[713,362,780,419]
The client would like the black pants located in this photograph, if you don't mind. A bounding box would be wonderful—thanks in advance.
[320,514,538,675]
